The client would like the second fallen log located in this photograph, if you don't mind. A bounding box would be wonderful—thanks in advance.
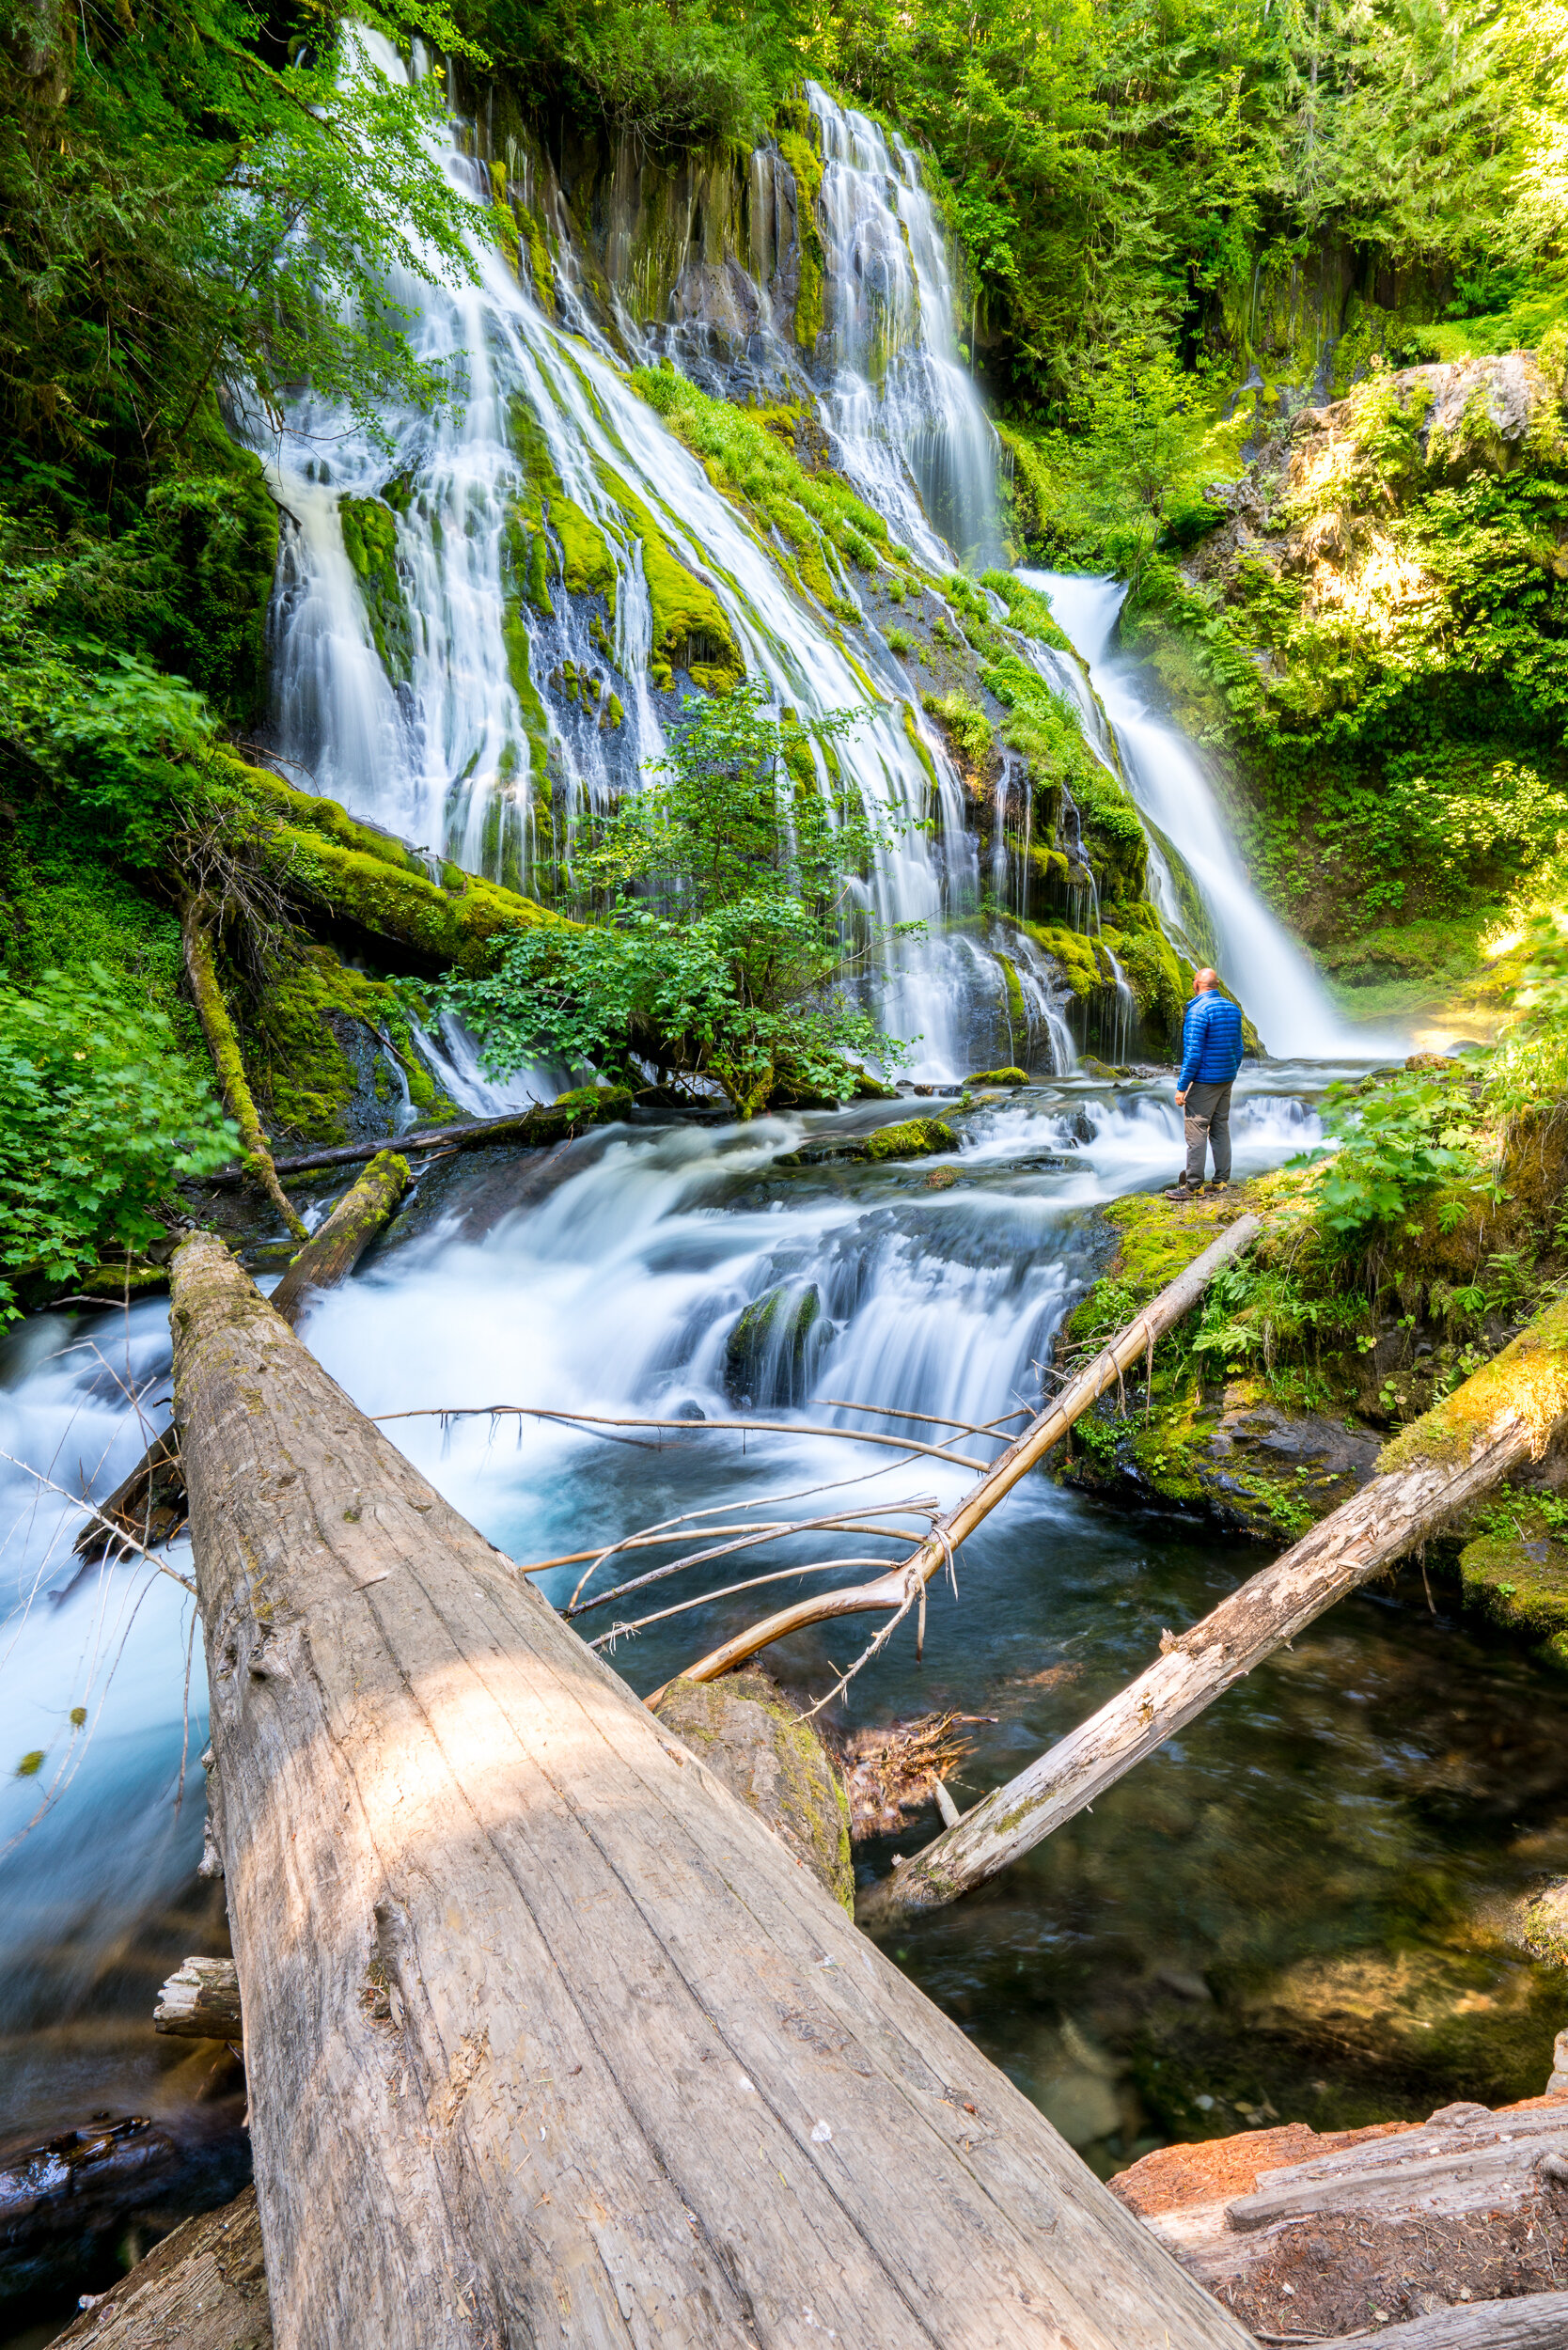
[862,1293,1568,1928]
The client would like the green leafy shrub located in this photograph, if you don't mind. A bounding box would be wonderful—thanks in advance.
[434,684,916,1117]
[0,966,238,1319]
[1295,1066,1484,1245]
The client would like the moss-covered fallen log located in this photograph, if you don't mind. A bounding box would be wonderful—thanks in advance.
[182,901,307,1242]
[239,762,569,974]
[266,1149,408,1320]
[170,1230,1251,2350]
[862,1294,1568,1930]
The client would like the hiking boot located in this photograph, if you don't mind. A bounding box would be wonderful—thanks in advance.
[1165,1174,1202,1198]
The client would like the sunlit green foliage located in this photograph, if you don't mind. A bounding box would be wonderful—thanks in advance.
[0,965,237,1321]
[433,685,917,1116]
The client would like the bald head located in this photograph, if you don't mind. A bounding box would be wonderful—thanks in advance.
[1193,967,1220,992]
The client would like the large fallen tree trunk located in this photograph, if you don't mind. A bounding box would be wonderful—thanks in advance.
[77,1153,409,1559]
[862,1295,1568,1930]
[666,1211,1262,1691]
[170,1230,1250,2350]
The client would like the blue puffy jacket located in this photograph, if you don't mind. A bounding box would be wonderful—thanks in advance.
[1178,991,1245,1090]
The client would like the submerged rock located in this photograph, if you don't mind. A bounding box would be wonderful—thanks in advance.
[654,1670,853,1909]
[723,1280,823,1406]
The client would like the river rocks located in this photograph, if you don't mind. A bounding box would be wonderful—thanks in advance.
[653,1670,853,1909]
[775,1115,958,1169]
[1026,2018,1129,2150]
[722,1279,822,1405]
[1459,1506,1568,1669]
[1067,1377,1382,1540]
[964,1067,1028,1087]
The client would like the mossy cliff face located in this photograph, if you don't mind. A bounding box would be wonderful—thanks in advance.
[653,1670,854,1909]
[338,494,416,688]
[1126,340,1568,1034]
[462,81,823,388]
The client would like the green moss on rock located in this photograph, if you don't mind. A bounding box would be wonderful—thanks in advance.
[339,495,415,687]
[1459,1500,1568,1666]
[864,1116,958,1161]
[653,1668,853,1909]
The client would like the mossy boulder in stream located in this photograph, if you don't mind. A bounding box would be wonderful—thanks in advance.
[725,1280,822,1405]
[863,1117,958,1161]
[1458,1500,1568,1670]
[653,1669,853,1910]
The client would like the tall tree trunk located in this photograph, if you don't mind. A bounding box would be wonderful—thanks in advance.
[172,1231,1250,2350]
[862,1296,1568,1930]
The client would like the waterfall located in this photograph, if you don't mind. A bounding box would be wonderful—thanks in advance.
[257,34,1035,1079]
[1024,570,1400,1058]
[806,86,1001,570]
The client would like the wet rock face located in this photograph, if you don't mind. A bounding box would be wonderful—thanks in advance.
[1066,1379,1383,1542]
[654,1671,853,1910]
[723,1279,823,1407]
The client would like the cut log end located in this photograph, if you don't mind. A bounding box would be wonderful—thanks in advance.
[153,1955,243,2042]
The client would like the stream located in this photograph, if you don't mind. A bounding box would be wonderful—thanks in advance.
[3,58,1566,2342]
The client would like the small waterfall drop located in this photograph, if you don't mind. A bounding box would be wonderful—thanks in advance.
[1023,570,1399,1057]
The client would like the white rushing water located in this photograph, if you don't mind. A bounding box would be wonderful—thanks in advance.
[258,36,1024,1077]
[807,86,1000,570]
[1023,571,1399,1058]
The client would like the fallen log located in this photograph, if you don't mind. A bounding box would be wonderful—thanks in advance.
[170,1229,1250,2350]
[52,2184,270,2348]
[1331,2298,1568,2347]
[666,1210,1263,1691]
[1114,2096,1568,2345]
[153,1956,243,2043]
[266,1148,407,1321]
[861,1293,1568,1930]
[203,1099,610,1183]
[182,901,306,1242]
[76,1152,409,1559]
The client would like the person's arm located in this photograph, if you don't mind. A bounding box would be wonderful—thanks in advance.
[1175,999,1204,1098]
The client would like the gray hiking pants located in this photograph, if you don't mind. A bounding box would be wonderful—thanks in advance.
[1184,1079,1233,1184]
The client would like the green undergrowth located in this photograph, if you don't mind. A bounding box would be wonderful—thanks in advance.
[1110,345,1568,964]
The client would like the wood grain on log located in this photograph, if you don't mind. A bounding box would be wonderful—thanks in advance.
[153,1956,243,2042]
[1325,2295,1568,2346]
[862,1296,1568,1928]
[76,1152,409,1559]
[53,2185,269,2348]
[171,1230,1250,2350]
[669,1213,1263,1689]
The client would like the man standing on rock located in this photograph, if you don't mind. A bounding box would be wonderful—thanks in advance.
[1171,968,1244,1194]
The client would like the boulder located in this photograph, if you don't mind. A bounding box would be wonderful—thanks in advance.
[653,1670,853,1909]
